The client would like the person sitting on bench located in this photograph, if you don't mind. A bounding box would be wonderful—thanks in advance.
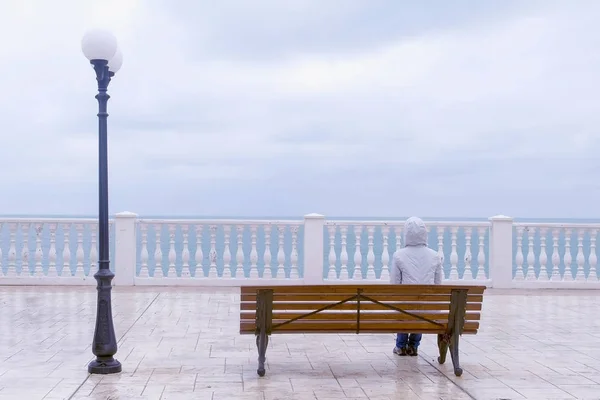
[390,216,443,356]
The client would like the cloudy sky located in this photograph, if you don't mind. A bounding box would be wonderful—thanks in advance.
[1,0,599,218]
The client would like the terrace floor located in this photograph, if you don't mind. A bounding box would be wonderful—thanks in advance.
[0,287,599,400]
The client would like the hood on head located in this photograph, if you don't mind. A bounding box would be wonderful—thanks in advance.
[403,216,428,246]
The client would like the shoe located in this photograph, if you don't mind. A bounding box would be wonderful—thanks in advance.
[406,345,418,356]
[393,346,408,356]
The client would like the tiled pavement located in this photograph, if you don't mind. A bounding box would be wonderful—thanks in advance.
[1,287,599,400]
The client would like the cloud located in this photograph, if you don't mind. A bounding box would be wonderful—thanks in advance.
[0,0,599,218]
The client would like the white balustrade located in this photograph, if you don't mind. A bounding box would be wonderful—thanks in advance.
[2,215,600,289]
[512,224,600,287]
[0,219,111,282]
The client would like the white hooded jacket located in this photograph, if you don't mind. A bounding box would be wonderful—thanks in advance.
[390,217,443,285]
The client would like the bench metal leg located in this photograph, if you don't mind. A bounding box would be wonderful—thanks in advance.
[255,289,273,377]
[256,333,269,377]
[446,289,467,377]
[437,334,449,365]
[449,332,462,376]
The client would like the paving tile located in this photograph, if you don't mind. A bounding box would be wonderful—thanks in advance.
[1,287,600,399]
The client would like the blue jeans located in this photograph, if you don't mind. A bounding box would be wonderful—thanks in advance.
[396,333,422,348]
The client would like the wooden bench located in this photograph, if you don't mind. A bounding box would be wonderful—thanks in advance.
[240,284,485,377]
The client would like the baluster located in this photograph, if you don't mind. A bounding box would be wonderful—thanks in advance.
[276,225,285,279]
[153,224,163,278]
[525,228,537,280]
[476,227,486,280]
[575,229,586,281]
[514,227,525,280]
[463,227,473,280]
[380,226,390,281]
[209,225,218,278]
[588,230,598,281]
[62,223,72,277]
[74,224,84,277]
[352,226,363,280]
[34,224,43,277]
[181,225,190,278]
[561,229,572,281]
[366,226,376,280]
[396,225,403,250]
[236,225,245,278]
[262,225,272,279]
[327,225,337,280]
[222,225,232,278]
[90,225,98,276]
[6,223,17,277]
[540,229,550,281]
[195,225,204,278]
[167,224,176,277]
[47,223,58,276]
[449,227,459,280]
[290,226,299,279]
[139,224,149,278]
[547,229,557,280]
[20,223,30,276]
[339,226,349,280]
[437,227,445,280]
[249,225,259,278]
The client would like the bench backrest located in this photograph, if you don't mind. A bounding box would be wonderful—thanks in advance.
[240,284,485,335]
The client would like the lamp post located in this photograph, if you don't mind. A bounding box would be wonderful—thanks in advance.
[81,29,123,375]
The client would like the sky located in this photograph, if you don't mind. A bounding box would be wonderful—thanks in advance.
[0,0,599,218]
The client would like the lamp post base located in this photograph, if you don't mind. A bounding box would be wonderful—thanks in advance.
[88,357,122,374]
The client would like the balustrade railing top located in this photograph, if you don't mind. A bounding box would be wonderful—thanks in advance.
[0,213,598,288]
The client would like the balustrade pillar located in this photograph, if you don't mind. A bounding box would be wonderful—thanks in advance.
[303,213,324,284]
[113,212,137,286]
[488,215,513,288]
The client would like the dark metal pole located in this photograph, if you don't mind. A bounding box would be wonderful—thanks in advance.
[88,59,121,374]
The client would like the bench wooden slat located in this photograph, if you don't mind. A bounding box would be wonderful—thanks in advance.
[239,311,481,321]
[240,285,485,295]
[240,301,482,311]
[240,293,483,302]
[240,320,480,333]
